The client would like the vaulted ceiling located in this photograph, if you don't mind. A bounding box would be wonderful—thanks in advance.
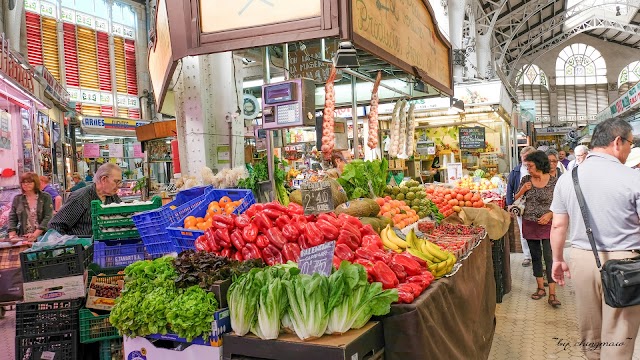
[475,0,640,82]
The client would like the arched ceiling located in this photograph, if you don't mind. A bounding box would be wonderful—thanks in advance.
[475,0,640,82]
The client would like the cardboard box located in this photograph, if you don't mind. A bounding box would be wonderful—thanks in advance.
[22,273,87,303]
[124,336,222,360]
[146,308,231,347]
[86,273,124,311]
[222,321,384,360]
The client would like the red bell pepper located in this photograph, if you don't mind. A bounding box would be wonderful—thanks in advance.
[335,243,355,261]
[338,213,363,228]
[397,289,415,304]
[221,248,233,258]
[214,228,231,248]
[242,243,262,260]
[212,214,234,226]
[256,234,270,249]
[263,208,285,220]
[401,253,427,267]
[265,227,287,250]
[282,243,301,262]
[275,215,291,229]
[195,235,210,252]
[388,262,407,283]
[291,216,307,233]
[234,214,251,228]
[341,222,362,241]
[304,222,324,247]
[333,255,342,270]
[233,250,244,261]
[245,203,264,218]
[398,282,423,298]
[360,224,378,237]
[318,213,340,228]
[361,235,384,250]
[242,222,258,243]
[406,274,433,291]
[305,214,317,222]
[316,220,340,241]
[354,247,376,261]
[298,235,310,250]
[392,254,423,276]
[230,230,246,251]
[281,224,300,242]
[254,212,273,231]
[204,228,221,251]
[372,261,399,290]
[265,202,289,213]
[286,203,304,216]
[363,245,392,263]
[261,244,284,266]
[210,220,230,230]
[337,230,359,251]
[354,259,376,281]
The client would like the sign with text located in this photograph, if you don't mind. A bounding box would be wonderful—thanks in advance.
[458,127,486,149]
[133,143,144,158]
[83,143,100,158]
[300,181,334,215]
[520,100,537,123]
[288,41,339,83]
[446,162,463,184]
[299,241,336,276]
[351,0,452,95]
[109,143,124,158]
[82,117,148,131]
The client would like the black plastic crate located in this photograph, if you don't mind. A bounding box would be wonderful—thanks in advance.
[15,298,83,337]
[21,243,94,282]
[16,331,78,360]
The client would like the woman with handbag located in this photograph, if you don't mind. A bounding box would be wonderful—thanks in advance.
[515,151,561,307]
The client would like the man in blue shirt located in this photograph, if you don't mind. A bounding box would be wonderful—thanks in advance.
[39,175,62,212]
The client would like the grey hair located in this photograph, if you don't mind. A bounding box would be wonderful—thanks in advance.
[545,148,559,158]
[521,146,536,156]
[95,163,122,181]
[574,145,589,155]
[591,118,633,148]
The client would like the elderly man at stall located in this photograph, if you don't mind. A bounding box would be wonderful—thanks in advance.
[48,163,122,236]
[566,145,589,172]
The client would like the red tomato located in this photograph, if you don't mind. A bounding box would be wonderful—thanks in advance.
[473,201,484,208]
[456,194,464,201]
[448,199,458,206]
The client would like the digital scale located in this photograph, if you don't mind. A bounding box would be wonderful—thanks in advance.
[261,78,316,130]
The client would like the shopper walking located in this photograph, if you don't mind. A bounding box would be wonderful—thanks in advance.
[514,151,560,307]
[566,145,588,172]
[558,150,570,169]
[8,172,53,241]
[506,145,536,267]
[40,175,62,212]
[551,118,640,359]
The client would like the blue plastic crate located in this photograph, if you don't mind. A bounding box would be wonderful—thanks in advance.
[167,189,255,251]
[93,240,148,268]
[143,233,177,255]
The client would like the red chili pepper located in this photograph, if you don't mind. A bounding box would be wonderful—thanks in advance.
[388,262,407,283]
[361,235,384,250]
[234,214,251,228]
[221,248,233,258]
[275,215,292,229]
[242,222,258,243]
[316,220,340,241]
[333,255,342,270]
[397,289,415,304]
[254,212,273,231]
[335,244,355,261]
[304,222,324,247]
[245,203,264,218]
[360,224,378,237]
[263,208,285,220]
[261,244,284,266]
[265,227,287,250]
[282,243,301,262]
[242,243,262,260]
[341,222,362,241]
[256,234,270,249]
[337,230,359,251]
[317,213,340,228]
[281,224,300,242]
[398,282,423,298]
[230,230,246,251]
[373,261,399,290]
[214,228,231,248]
[392,254,422,276]
[233,250,244,261]
[265,202,288,212]
[212,220,230,230]
[195,235,210,252]
[212,214,234,226]
[286,203,304,216]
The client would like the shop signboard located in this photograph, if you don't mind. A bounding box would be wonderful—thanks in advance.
[83,143,100,158]
[109,144,124,158]
[459,127,485,149]
[0,110,10,150]
[288,41,339,83]
[35,66,70,108]
[82,117,147,131]
[454,82,501,106]
[0,33,35,94]
[520,100,536,123]
[535,127,574,135]
[351,0,453,96]
[597,82,640,122]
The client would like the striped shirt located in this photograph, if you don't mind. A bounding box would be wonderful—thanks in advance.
[48,184,121,236]
[550,152,640,251]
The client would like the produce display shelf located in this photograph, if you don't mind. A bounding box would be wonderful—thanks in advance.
[91,196,162,216]
[79,308,120,343]
[15,298,83,337]
[93,239,148,268]
[100,338,123,360]
[21,242,94,282]
[16,331,78,360]
[167,189,255,250]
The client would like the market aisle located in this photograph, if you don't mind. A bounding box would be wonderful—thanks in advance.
[0,306,15,360]
[490,249,640,360]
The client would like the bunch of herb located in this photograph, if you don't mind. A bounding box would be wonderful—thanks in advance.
[273,156,289,205]
[337,159,389,199]
[237,159,269,197]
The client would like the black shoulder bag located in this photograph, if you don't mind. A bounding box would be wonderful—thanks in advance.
[572,166,640,308]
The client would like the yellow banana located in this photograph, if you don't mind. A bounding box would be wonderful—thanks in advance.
[436,261,448,271]
[407,248,433,264]
[428,262,438,272]
[385,225,408,249]
[424,241,449,262]
[381,226,400,251]
[417,241,437,262]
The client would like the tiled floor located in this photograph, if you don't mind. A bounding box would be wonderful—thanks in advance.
[0,306,15,360]
[490,249,640,360]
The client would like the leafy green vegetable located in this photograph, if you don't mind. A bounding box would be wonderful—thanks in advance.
[285,272,330,340]
[227,268,263,336]
[167,286,218,341]
[337,159,389,200]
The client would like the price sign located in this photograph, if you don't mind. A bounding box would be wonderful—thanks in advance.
[109,143,124,158]
[298,241,336,276]
[458,127,486,149]
[300,181,334,215]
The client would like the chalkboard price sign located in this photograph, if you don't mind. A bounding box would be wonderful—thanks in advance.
[298,241,336,276]
[459,127,486,149]
[300,181,334,215]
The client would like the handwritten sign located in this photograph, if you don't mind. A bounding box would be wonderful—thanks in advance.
[288,41,339,83]
[83,144,100,158]
[133,143,144,158]
[299,241,336,276]
[109,144,124,158]
[300,181,334,215]
[459,127,486,149]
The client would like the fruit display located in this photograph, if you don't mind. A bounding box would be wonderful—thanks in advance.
[455,175,503,191]
[382,179,443,222]
[424,223,485,259]
[405,230,457,279]
[376,198,419,229]
[417,220,436,235]
[425,185,485,217]
[182,196,244,230]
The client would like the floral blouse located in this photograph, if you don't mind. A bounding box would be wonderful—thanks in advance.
[517,175,557,222]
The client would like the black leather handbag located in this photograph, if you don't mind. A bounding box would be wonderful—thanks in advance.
[572,167,640,308]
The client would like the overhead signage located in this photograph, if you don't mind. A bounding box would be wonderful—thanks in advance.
[351,0,453,95]
[535,127,575,135]
[40,1,56,18]
[148,0,175,109]
[298,241,336,276]
[117,94,140,109]
[0,34,35,94]
[454,82,502,106]
[27,3,131,37]
[314,106,367,119]
[459,127,486,149]
[35,65,70,108]
[82,117,148,131]
[61,7,75,24]
[67,87,125,107]
[597,81,640,122]
[520,100,536,123]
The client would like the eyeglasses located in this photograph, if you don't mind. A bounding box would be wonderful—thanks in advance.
[621,137,636,149]
[102,176,123,186]
[21,180,34,184]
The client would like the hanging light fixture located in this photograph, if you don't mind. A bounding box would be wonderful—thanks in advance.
[333,41,359,68]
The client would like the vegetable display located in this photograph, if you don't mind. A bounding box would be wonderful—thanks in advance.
[367,71,382,151]
[389,99,402,158]
[425,185,486,217]
[322,65,338,160]
[337,159,389,199]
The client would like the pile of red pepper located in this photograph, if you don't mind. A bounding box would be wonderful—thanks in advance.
[193,201,434,303]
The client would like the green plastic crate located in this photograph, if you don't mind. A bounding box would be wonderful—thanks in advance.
[79,309,120,343]
[99,338,123,360]
[87,264,126,285]
[91,226,140,241]
[91,196,162,217]
[93,215,135,227]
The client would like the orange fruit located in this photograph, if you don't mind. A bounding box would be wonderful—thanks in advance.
[197,222,208,230]
[184,216,197,228]
[196,217,204,223]
[219,196,232,206]
[208,201,220,210]
[224,203,236,214]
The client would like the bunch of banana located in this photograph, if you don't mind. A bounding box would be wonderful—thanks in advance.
[405,229,456,278]
[381,225,407,253]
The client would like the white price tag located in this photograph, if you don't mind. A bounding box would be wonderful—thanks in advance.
[40,351,56,360]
